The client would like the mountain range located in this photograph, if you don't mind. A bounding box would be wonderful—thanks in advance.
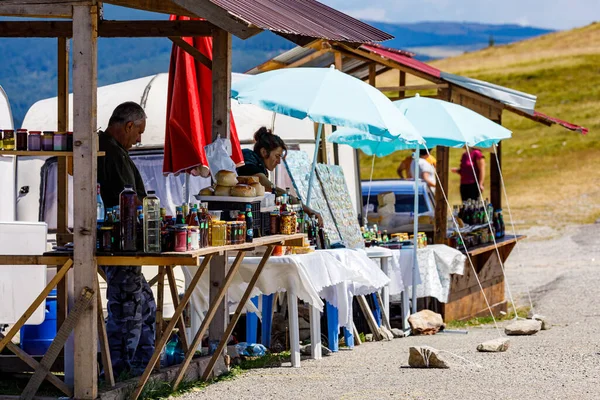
[0,5,552,127]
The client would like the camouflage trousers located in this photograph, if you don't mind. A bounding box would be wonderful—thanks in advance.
[102,266,156,377]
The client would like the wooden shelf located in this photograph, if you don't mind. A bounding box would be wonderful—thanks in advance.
[0,234,307,267]
[0,150,105,156]
[464,234,525,257]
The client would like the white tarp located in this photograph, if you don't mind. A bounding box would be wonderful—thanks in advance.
[440,71,537,115]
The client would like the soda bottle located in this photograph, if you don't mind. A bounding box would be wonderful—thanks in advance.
[175,206,185,225]
[119,185,137,252]
[245,204,254,243]
[498,209,506,238]
[96,183,105,224]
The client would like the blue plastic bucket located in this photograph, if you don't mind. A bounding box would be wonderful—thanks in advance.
[20,289,57,356]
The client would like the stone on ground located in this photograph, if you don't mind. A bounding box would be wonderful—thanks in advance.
[505,319,542,335]
[408,346,449,368]
[477,338,510,352]
[300,344,332,356]
[529,314,551,330]
[379,327,394,341]
[408,310,445,335]
[390,328,405,338]
[364,333,374,342]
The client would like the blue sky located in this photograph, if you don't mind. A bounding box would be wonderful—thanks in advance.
[320,0,599,30]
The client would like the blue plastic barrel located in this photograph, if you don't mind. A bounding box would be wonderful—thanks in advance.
[20,289,57,356]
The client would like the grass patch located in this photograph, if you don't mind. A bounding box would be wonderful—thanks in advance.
[446,304,530,329]
[138,352,291,399]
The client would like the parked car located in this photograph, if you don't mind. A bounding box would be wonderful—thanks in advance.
[361,179,435,234]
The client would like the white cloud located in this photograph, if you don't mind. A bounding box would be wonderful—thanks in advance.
[342,7,391,22]
[322,0,600,30]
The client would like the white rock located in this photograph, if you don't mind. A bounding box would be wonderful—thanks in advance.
[505,319,542,336]
[300,344,332,356]
[364,333,374,342]
[477,338,510,352]
[379,327,394,341]
[408,310,445,335]
[408,346,449,368]
[530,314,551,330]
[391,328,405,338]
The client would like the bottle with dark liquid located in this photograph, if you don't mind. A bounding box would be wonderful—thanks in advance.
[245,204,254,243]
[119,185,137,252]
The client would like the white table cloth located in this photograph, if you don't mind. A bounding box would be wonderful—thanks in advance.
[383,244,466,303]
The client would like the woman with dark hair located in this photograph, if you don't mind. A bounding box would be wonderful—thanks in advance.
[237,127,322,225]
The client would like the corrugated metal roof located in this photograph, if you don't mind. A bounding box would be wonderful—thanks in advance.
[210,0,394,43]
[533,111,588,134]
[361,44,442,79]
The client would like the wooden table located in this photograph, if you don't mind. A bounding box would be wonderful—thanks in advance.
[0,233,305,400]
[441,235,525,322]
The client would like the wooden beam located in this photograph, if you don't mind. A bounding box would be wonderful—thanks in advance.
[254,59,287,73]
[212,28,231,141]
[334,51,343,70]
[0,3,73,18]
[72,4,98,399]
[336,43,444,84]
[398,71,406,99]
[105,0,194,17]
[0,20,216,38]
[490,137,502,210]
[170,0,262,39]
[169,36,212,70]
[377,83,449,92]
[284,48,329,69]
[368,63,376,86]
[57,37,70,334]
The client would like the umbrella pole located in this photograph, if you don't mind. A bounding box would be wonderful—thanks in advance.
[306,123,323,208]
[411,145,420,314]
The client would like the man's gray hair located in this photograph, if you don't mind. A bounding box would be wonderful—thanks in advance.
[108,102,147,127]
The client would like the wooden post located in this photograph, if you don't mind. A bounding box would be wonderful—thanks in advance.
[398,71,406,99]
[57,36,69,331]
[434,88,451,245]
[490,137,502,210]
[209,27,232,358]
[72,4,98,399]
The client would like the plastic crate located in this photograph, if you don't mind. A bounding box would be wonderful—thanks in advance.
[203,200,264,237]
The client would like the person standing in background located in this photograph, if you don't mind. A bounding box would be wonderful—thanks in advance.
[97,101,156,378]
[408,149,436,191]
[452,146,486,201]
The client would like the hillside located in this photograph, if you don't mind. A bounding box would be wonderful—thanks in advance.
[363,23,600,231]
[0,4,551,127]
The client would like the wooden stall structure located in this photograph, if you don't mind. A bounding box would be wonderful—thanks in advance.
[247,40,586,321]
[0,1,393,398]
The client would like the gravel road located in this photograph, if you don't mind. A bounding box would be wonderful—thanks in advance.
[181,223,600,400]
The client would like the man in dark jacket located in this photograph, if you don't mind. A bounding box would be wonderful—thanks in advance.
[97,101,156,377]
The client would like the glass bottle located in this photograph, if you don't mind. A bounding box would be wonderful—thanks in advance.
[175,206,185,225]
[0,129,3,150]
[28,131,41,151]
[3,130,15,150]
[199,203,211,248]
[53,131,67,151]
[96,184,105,224]
[136,206,144,251]
[143,190,166,253]
[113,205,121,251]
[41,131,54,151]
[16,129,28,151]
[119,185,138,252]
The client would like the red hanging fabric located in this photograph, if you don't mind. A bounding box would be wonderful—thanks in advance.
[163,15,243,176]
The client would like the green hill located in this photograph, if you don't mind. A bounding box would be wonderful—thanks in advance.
[360,23,600,230]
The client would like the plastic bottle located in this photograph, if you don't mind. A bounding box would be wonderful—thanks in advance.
[165,334,184,366]
[143,190,161,253]
[119,185,137,252]
[96,184,105,224]
[245,204,253,243]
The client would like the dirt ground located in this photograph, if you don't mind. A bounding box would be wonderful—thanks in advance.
[181,222,600,400]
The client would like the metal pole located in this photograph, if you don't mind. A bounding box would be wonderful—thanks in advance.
[306,123,323,208]
[411,145,420,314]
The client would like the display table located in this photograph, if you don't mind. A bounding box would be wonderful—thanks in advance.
[0,234,306,399]
[366,236,525,323]
[215,248,389,364]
